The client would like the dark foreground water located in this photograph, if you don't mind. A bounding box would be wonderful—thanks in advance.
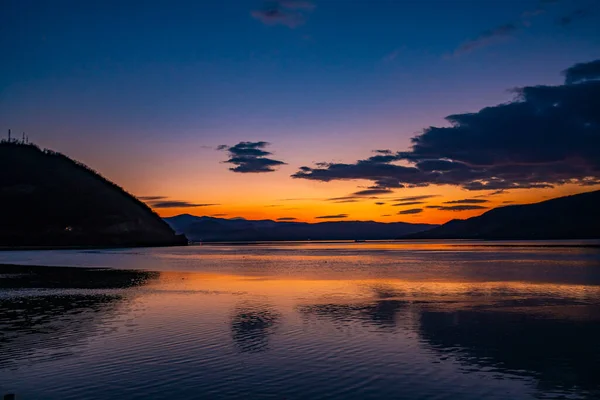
[1,241,600,399]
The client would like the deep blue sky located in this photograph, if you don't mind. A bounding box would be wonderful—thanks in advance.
[1,0,599,221]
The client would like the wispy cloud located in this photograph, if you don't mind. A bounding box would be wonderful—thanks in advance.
[138,196,168,201]
[398,208,423,215]
[454,23,518,56]
[277,217,298,221]
[316,214,348,219]
[151,201,220,209]
[251,0,315,28]
[556,7,593,26]
[392,201,425,206]
[433,205,489,212]
[443,199,489,204]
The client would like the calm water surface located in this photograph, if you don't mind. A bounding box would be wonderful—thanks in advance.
[1,241,600,399]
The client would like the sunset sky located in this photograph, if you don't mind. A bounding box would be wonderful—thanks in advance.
[2,0,599,224]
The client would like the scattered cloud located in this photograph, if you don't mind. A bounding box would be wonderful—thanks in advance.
[398,208,423,215]
[251,0,315,28]
[277,217,298,221]
[332,199,359,203]
[212,213,228,217]
[443,199,489,204]
[381,214,392,217]
[375,202,386,205]
[315,214,349,219]
[150,201,219,209]
[293,59,600,193]
[218,141,286,173]
[392,201,425,206]
[454,23,518,56]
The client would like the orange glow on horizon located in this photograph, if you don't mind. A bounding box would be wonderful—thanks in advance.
[149,183,599,225]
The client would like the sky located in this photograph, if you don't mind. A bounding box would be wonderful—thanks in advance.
[2,0,599,224]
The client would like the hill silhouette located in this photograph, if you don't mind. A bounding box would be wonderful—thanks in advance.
[165,214,437,242]
[0,140,186,248]
[409,190,600,240]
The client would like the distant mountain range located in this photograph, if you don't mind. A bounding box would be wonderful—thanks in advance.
[166,190,600,242]
[164,214,437,242]
[409,190,600,240]
[0,141,186,248]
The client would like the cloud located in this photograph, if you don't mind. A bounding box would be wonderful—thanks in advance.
[375,202,386,205]
[398,208,423,215]
[435,205,489,212]
[381,214,392,217]
[332,199,360,203]
[352,188,394,196]
[563,59,600,84]
[556,8,593,26]
[315,214,348,219]
[150,201,220,209]
[474,190,505,198]
[392,201,425,206]
[212,213,228,217]
[393,195,439,201]
[443,199,489,204]
[251,0,315,28]
[293,59,600,192]
[277,217,297,221]
[218,141,286,173]
[138,196,168,201]
[454,23,518,56]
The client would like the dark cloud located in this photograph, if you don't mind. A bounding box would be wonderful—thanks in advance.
[564,60,600,84]
[333,199,359,203]
[293,59,600,192]
[219,141,286,173]
[251,0,315,28]
[556,8,593,26]
[393,195,439,201]
[138,196,168,201]
[454,24,518,55]
[212,213,228,217]
[436,205,489,212]
[474,190,505,198]
[315,214,348,219]
[392,201,425,206]
[150,201,219,209]
[443,199,489,204]
[352,188,394,196]
[375,202,386,205]
[277,217,297,221]
[398,208,423,215]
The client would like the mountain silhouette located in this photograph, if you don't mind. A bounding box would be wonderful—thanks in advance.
[165,214,437,242]
[0,141,186,247]
[410,190,600,240]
